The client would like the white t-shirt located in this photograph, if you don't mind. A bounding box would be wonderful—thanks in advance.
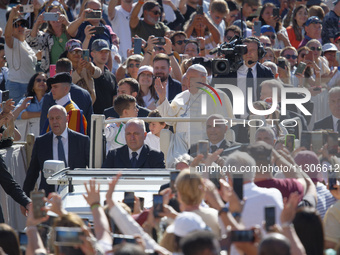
[0,7,11,32]
[5,38,37,83]
[144,132,160,152]
[110,5,135,61]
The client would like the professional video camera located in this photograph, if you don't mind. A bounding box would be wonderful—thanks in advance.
[209,36,247,77]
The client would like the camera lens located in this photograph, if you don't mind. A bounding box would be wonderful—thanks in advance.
[217,61,227,72]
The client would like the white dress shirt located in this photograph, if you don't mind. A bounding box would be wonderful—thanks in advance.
[53,128,69,165]
[332,115,340,131]
[56,93,72,106]
[128,146,143,160]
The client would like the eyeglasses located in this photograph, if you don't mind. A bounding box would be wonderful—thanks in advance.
[284,54,297,59]
[154,46,165,51]
[266,34,276,40]
[69,50,82,55]
[310,46,322,51]
[14,22,26,28]
[35,78,47,83]
[151,10,161,15]
[140,73,154,78]
[263,43,271,47]
[128,63,140,68]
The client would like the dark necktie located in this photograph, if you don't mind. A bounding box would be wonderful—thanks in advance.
[337,120,340,134]
[131,152,138,168]
[210,145,218,153]
[57,136,67,167]
[246,68,254,103]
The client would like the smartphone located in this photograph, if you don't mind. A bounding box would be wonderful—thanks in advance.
[305,50,314,62]
[209,171,221,190]
[134,38,142,55]
[124,192,135,212]
[43,12,59,21]
[294,62,307,75]
[19,4,34,13]
[91,26,105,35]
[18,231,28,246]
[265,206,276,231]
[139,197,144,211]
[312,131,324,153]
[82,49,90,62]
[300,131,312,150]
[196,5,203,15]
[328,132,339,155]
[30,189,47,219]
[230,230,255,242]
[54,227,84,246]
[273,7,280,18]
[313,87,322,91]
[277,59,286,69]
[82,218,90,227]
[170,171,180,193]
[155,37,166,45]
[198,140,209,159]
[85,10,102,20]
[112,234,137,246]
[233,174,243,200]
[50,64,56,77]
[153,194,163,218]
[2,90,9,102]
[285,134,295,152]
[329,171,337,190]
[254,21,262,36]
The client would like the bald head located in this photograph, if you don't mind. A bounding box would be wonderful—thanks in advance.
[258,233,291,255]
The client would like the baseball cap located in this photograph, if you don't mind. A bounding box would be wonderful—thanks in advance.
[166,212,208,237]
[322,43,338,52]
[47,72,72,87]
[261,25,276,34]
[294,150,323,182]
[305,16,322,26]
[91,39,110,52]
[137,65,154,76]
[65,39,82,52]
[12,16,28,27]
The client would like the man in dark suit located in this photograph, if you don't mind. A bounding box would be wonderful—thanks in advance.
[104,78,150,119]
[102,119,165,168]
[40,58,93,135]
[313,87,340,132]
[153,53,182,101]
[189,114,240,156]
[220,37,274,106]
[23,105,90,196]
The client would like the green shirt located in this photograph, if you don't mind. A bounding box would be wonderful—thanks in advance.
[51,33,67,64]
[130,20,169,41]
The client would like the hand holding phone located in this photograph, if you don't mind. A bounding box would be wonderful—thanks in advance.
[265,206,276,231]
[198,140,209,159]
[254,21,261,36]
[124,192,135,212]
[30,189,47,219]
[153,194,163,218]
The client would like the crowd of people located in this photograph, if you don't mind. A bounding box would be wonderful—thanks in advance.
[0,0,339,253]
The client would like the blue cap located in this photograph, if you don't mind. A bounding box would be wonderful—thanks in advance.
[305,16,322,26]
[261,25,276,34]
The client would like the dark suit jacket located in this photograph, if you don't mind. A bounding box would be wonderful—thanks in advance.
[216,62,274,103]
[313,115,334,131]
[23,128,90,196]
[168,76,182,102]
[189,139,241,157]
[102,144,165,168]
[0,155,31,223]
[40,84,93,135]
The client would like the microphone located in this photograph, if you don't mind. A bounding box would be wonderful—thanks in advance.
[247,60,255,65]
[209,47,219,55]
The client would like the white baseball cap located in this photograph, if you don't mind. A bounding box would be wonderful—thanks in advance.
[166,212,209,237]
[322,43,338,52]
[137,65,154,76]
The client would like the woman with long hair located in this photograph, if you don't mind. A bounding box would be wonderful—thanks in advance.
[136,66,158,110]
[259,3,291,49]
[286,5,308,49]
[26,4,70,73]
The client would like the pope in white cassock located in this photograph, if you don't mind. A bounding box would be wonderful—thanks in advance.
[155,64,234,147]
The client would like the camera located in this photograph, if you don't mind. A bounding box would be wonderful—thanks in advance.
[210,36,247,77]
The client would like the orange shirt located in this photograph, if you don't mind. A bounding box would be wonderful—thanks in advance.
[287,26,301,49]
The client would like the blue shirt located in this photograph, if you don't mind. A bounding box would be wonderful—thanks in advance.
[15,96,44,120]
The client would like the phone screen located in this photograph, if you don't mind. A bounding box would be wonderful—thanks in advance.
[328,132,339,155]
[285,134,295,152]
[329,171,337,190]
[134,38,142,55]
[198,140,209,158]
[230,230,255,242]
[273,8,280,18]
[124,192,135,212]
[312,131,324,153]
[82,49,90,62]
[300,131,312,150]
[30,190,46,219]
[254,21,261,36]
[265,206,276,231]
[153,194,163,218]
[170,171,180,193]
[54,227,84,246]
[294,62,306,75]
[233,174,243,200]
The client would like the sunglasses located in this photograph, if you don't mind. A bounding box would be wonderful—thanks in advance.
[128,63,140,68]
[284,54,297,59]
[151,10,161,15]
[310,46,322,51]
[69,50,82,55]
[14,22,26,28]
[154,46,165,51]
[35,78,47,83]
[175,40,186,45]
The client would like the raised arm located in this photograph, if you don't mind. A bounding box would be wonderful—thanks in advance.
[67,9,87,37]
[108,0,118,20]
[4,5,21,48]
[130,1,143,29]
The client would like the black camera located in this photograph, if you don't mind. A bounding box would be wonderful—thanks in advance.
[210,36,247,77]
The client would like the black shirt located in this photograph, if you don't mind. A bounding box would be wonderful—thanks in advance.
[93,67,117,114]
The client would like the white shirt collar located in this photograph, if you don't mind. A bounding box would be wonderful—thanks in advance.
[56,93,72,106]
[239,63,257,73]
[128,146,143,159]
[209,139,224,148]
[332,115,340,131]
[53,127,68,140]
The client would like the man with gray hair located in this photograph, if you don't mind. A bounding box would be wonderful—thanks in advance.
[224,151,283,230]
[155,64,234,147]
[102,118,165,168]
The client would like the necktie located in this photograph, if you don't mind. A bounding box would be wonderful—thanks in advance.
[131,152,138,168]
[246,68,254,103]
[337,120,340,134]
[57,136,67,167]
[210,145,218,153]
